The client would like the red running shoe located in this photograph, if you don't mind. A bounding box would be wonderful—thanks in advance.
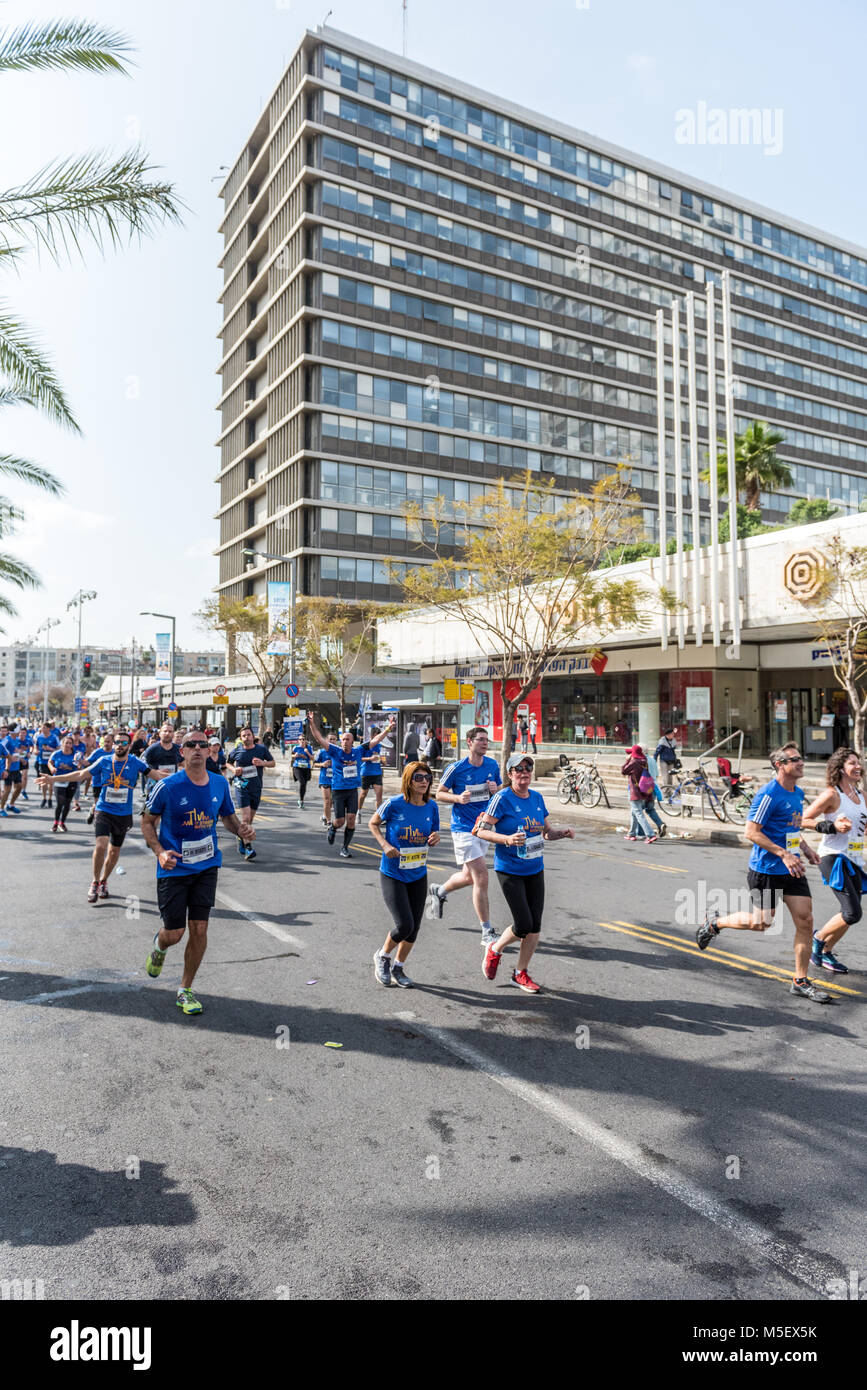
[59,823,68,832]
[98,881,109,899]
[510,968,541,994]
[482,946,502,980]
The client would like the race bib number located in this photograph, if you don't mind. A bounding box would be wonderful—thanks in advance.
[398,847,428,871]
[467,784,491,802]
[785,832,801,854]
[848,839,864,864]
[238,765,259,780]
[341,768,358,783]
[160,766,176,777]
[104,786,128,805]
[182,836,215,866]
[517,834,544,860]
[54,779,69,788]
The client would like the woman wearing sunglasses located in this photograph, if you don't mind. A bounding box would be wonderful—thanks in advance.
[369,760,441,989]
[475,753,574,994]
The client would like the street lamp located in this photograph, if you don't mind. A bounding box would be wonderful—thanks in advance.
[242,547,297,685]
[140,611,176,706]
[36,617,61,724]
[66,589,96,710]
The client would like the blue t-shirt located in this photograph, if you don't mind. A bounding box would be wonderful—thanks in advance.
[317,748,334,785]
[48,750,79,778]
[484,787,548,876]
[147,771,235,878]
[747,778,805,875]
[37,733,60,760]
[378,795,440,882]
[362,748,384,777]
[325,742,371,791]
[439,755,502,833]
[93,754,150,818]
[87,747,111,787]
[291,742,314,770]
[1,736,21,771]
[228,744,271,784]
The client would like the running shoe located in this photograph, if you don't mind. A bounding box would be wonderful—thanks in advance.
[237,838,246,856]
[98,881,109,900]
[244,844,257,861]
[40,799,47,809]
[87,881,99,905]
[695,914,720,950]
[146,946,166,977]
[327,825,336,845]
[86,808,95,825]
[481,924,498,947]
[391,962,414,988]
[426,885,446,920]
[0,809,6,817]
[790,977,831,1003]
[20,790,28,800]
[482,946,502,980]
[59,823,68,832]
[339,847,352,858]
[819,950,848,975]
[320,815,328,826]
[658,824,667,838]
[51,821,58,832]
[7,805,21,815]
[625,834,637,841]
[176,988,203,1015]
[810,935,826,969]
[297,799,303,809]
[73,802,81,812]
[646,835,659,843]
[510,968,541,994]
[373,949,392,987]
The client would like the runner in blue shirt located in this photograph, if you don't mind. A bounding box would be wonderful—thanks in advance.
[18,726,33,801]
[696,742,829,1003]
[141,729,255,1015]
[290,739,316,810]
[370,760,441,988]
[357,725,386,818]
[475,753,574,994]
[308,710,395,858]
[428,725,501,944]
[85,732,116,825]
[315,738,337,826]
[41,736,81,831]
[0,723,24,816]
[35,723,60,806]
[226,725,275,861]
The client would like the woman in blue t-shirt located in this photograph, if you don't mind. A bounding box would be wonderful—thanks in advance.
[291,740,315,809]
[475,753,574,994]
[45,736,81,831]
[369,761,440,989]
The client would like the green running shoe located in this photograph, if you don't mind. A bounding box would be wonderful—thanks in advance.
[176,988,203,1015]
[146,947,166,977]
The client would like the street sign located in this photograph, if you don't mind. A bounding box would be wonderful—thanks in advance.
[283,716,304,740]
[213,696,229,705]
[167,702,178,711]
[74,697,84,713]
[287,707,300,717]
[285,683,299,699]
[214,684,228,697]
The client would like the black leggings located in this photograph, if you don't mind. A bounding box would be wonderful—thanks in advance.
[496,869,545,938]
[295,768,311,802]
[819,855,864,926]
[380,872,428,945]
[54,785,75,824]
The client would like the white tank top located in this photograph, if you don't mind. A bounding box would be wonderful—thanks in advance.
[818,785,867,862]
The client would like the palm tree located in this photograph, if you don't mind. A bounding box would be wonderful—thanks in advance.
[0,20,183,621]
[703,420,791,512]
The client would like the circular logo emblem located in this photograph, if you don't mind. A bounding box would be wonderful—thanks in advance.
[783,548,826,600]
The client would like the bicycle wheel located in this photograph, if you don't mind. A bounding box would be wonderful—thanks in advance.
[579,774,602,808]
[724,790,750,826]
[707,788,727,822]
[659,784,682,817]
[557,776,574,805]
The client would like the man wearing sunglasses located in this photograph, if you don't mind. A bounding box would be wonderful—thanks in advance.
[428,726,501,944]
[696,743,830,1003]
[141,733,254,1015]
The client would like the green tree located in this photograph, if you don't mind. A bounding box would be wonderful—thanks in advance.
[718,504,778,542]
[798,538,867,759]
[296,598,383,733]
[393,468,675,776]
[196,596,293,738]
[0,20,182,618]
[788,497,839,526]
[703,420,791,511]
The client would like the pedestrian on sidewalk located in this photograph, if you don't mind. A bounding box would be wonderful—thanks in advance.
[654,728,680,786]
[621,745,658,842]
[528,713,538,754]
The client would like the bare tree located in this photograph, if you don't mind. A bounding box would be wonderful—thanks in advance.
[196,596,293,738]
[800,536,867,758]
[296,598,383,732]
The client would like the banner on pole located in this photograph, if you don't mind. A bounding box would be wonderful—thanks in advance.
[154,633,171,683]
[267,582,293,656]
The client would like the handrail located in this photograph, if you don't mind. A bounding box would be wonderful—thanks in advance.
[697,728,744,776]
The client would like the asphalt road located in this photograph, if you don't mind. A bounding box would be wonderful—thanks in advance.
[1,781,864,1302]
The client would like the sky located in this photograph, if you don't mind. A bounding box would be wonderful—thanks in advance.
[1,0,865,653]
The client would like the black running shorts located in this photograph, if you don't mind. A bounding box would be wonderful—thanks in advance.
[747,868,811,910]
[94,811,132,847]
[157,867,219,931]
[361,774,383,790]
[333,787,359,819]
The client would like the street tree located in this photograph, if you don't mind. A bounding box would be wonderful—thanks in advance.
[296,598,383,732]
[800,537,867,759]
[393,468,673,776]
[703,420,791,511]
[196,596,292,738]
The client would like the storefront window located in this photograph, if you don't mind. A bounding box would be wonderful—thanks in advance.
[659,672,714,750]
[542,675,638,744]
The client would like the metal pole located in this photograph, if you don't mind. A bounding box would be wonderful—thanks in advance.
[170,617,176,708]
[76,600,83,706]
[671,300,685,649]
[43,634,48,724]
[706,280,721,647]
[685,292,702,647]
[131,638,137,726]
[656,309,668,653]
[721,270,741,653]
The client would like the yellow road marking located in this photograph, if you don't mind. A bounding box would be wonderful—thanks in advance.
[598,920,862,997]
[570,846,689,875]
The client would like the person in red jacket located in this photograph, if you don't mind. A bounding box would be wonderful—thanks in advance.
[620,745,658,842]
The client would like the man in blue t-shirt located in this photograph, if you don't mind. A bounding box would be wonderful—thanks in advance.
[696,742,829,1003]
[141,730,254,1015]
[427,726,502,945]
[0,723,25,816]
[226,725,275,861]
[307,710,395,858]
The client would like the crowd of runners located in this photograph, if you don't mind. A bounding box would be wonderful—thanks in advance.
[1,713,864,1016]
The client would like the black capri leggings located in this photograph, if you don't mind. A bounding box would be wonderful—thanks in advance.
[54,784,76,824]
[496,869,545,939]
[819,855,864,926]
[380,872,428,945]
[295,767,311,802]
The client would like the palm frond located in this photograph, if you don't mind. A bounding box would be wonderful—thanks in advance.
[0,551,40,589]
[0,307,79,429]
[0,385,35,410]
[0,496,25,537]
[0,453,64,495]
[0,149,184,263]
[0,21,133,75]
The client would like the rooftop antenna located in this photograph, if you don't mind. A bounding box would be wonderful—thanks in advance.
[402,0,408,56]
[322,9,332,27]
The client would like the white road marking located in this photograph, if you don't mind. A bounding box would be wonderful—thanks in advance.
[14,981,142,1006]
[395,1012,843,1298]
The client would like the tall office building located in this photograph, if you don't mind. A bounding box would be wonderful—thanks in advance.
[216,26,867,609]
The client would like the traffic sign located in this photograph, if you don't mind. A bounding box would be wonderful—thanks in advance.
[167,702,178,711]
[214,684,228,697]
[285,683,299,699]
[74,697,84,713]
[213,696,229,705]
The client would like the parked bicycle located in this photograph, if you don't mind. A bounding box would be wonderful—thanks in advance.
[659,764,727,822]
[557,751,610,809]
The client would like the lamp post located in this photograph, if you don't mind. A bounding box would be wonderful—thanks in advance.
[242,548,297,686]
[140,611,176,707]
[66,589,97,710]
[36,617,61,724]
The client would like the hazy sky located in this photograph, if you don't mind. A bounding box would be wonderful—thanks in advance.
[2,0,865,652]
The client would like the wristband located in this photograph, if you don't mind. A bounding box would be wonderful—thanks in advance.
[815,818,837,836]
